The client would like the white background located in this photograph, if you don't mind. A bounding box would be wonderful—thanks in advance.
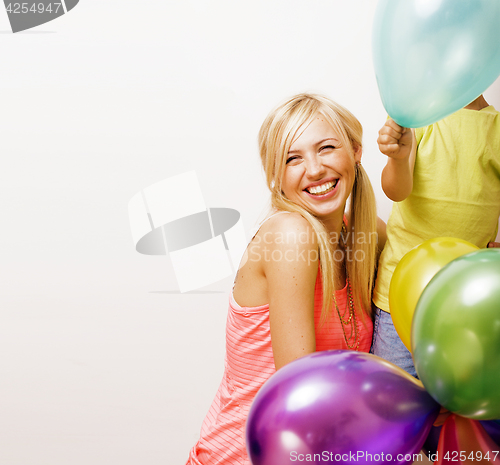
[0,1,499,464]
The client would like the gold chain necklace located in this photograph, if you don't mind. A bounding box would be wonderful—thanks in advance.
[334,221,359,350]
[333,276,359,350]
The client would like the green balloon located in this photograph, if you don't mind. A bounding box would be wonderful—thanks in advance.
[412,249,500,420]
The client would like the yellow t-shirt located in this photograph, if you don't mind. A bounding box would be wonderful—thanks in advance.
[373,106,500,312]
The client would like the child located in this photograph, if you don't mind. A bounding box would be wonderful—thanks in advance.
[371,94,500,376]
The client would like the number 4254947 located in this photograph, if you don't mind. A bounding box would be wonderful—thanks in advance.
[6,3,63,14]
[442,451,500,461]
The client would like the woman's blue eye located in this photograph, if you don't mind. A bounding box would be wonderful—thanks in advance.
[286,156,299,164]
[321,145,336,151]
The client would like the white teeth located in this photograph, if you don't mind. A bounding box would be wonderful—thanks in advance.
[308,181,336,195]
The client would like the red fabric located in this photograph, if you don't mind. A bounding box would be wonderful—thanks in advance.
[435,415,500,465]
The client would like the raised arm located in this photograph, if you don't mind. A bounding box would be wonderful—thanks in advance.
[262,214,319,370]
[376,216,387,256]
[488,217,500,248]
[379,119,417,202]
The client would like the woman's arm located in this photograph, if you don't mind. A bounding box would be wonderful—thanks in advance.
[262,214,319,370]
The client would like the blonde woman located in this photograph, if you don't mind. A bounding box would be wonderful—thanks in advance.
[187,93,385,465]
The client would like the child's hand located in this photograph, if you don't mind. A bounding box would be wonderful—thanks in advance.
[488,242,500,248]
[378,119,413,160]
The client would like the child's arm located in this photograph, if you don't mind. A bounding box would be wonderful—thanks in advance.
[376,216,387,256]
[488,220,500,247]
[378,119,417,202]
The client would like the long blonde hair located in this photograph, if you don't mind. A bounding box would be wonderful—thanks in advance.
[258,93,377,322]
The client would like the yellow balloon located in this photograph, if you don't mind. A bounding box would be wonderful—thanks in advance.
[389,237,478,351]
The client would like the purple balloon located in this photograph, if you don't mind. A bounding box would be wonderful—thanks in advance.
[246,350,439,465]
[422,426,441,457]
[480,420,500,445]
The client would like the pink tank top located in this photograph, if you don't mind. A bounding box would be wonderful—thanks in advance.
[186,273,373,465]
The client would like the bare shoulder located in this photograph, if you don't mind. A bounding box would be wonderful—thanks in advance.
[256,212,316,249]
[256,212,319,277]
[233,212,318,307]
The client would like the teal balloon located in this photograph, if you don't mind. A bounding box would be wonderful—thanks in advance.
[373,0,500,128]
[412,249,500,420]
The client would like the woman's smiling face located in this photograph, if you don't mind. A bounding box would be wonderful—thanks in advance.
[281,115,361,224]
